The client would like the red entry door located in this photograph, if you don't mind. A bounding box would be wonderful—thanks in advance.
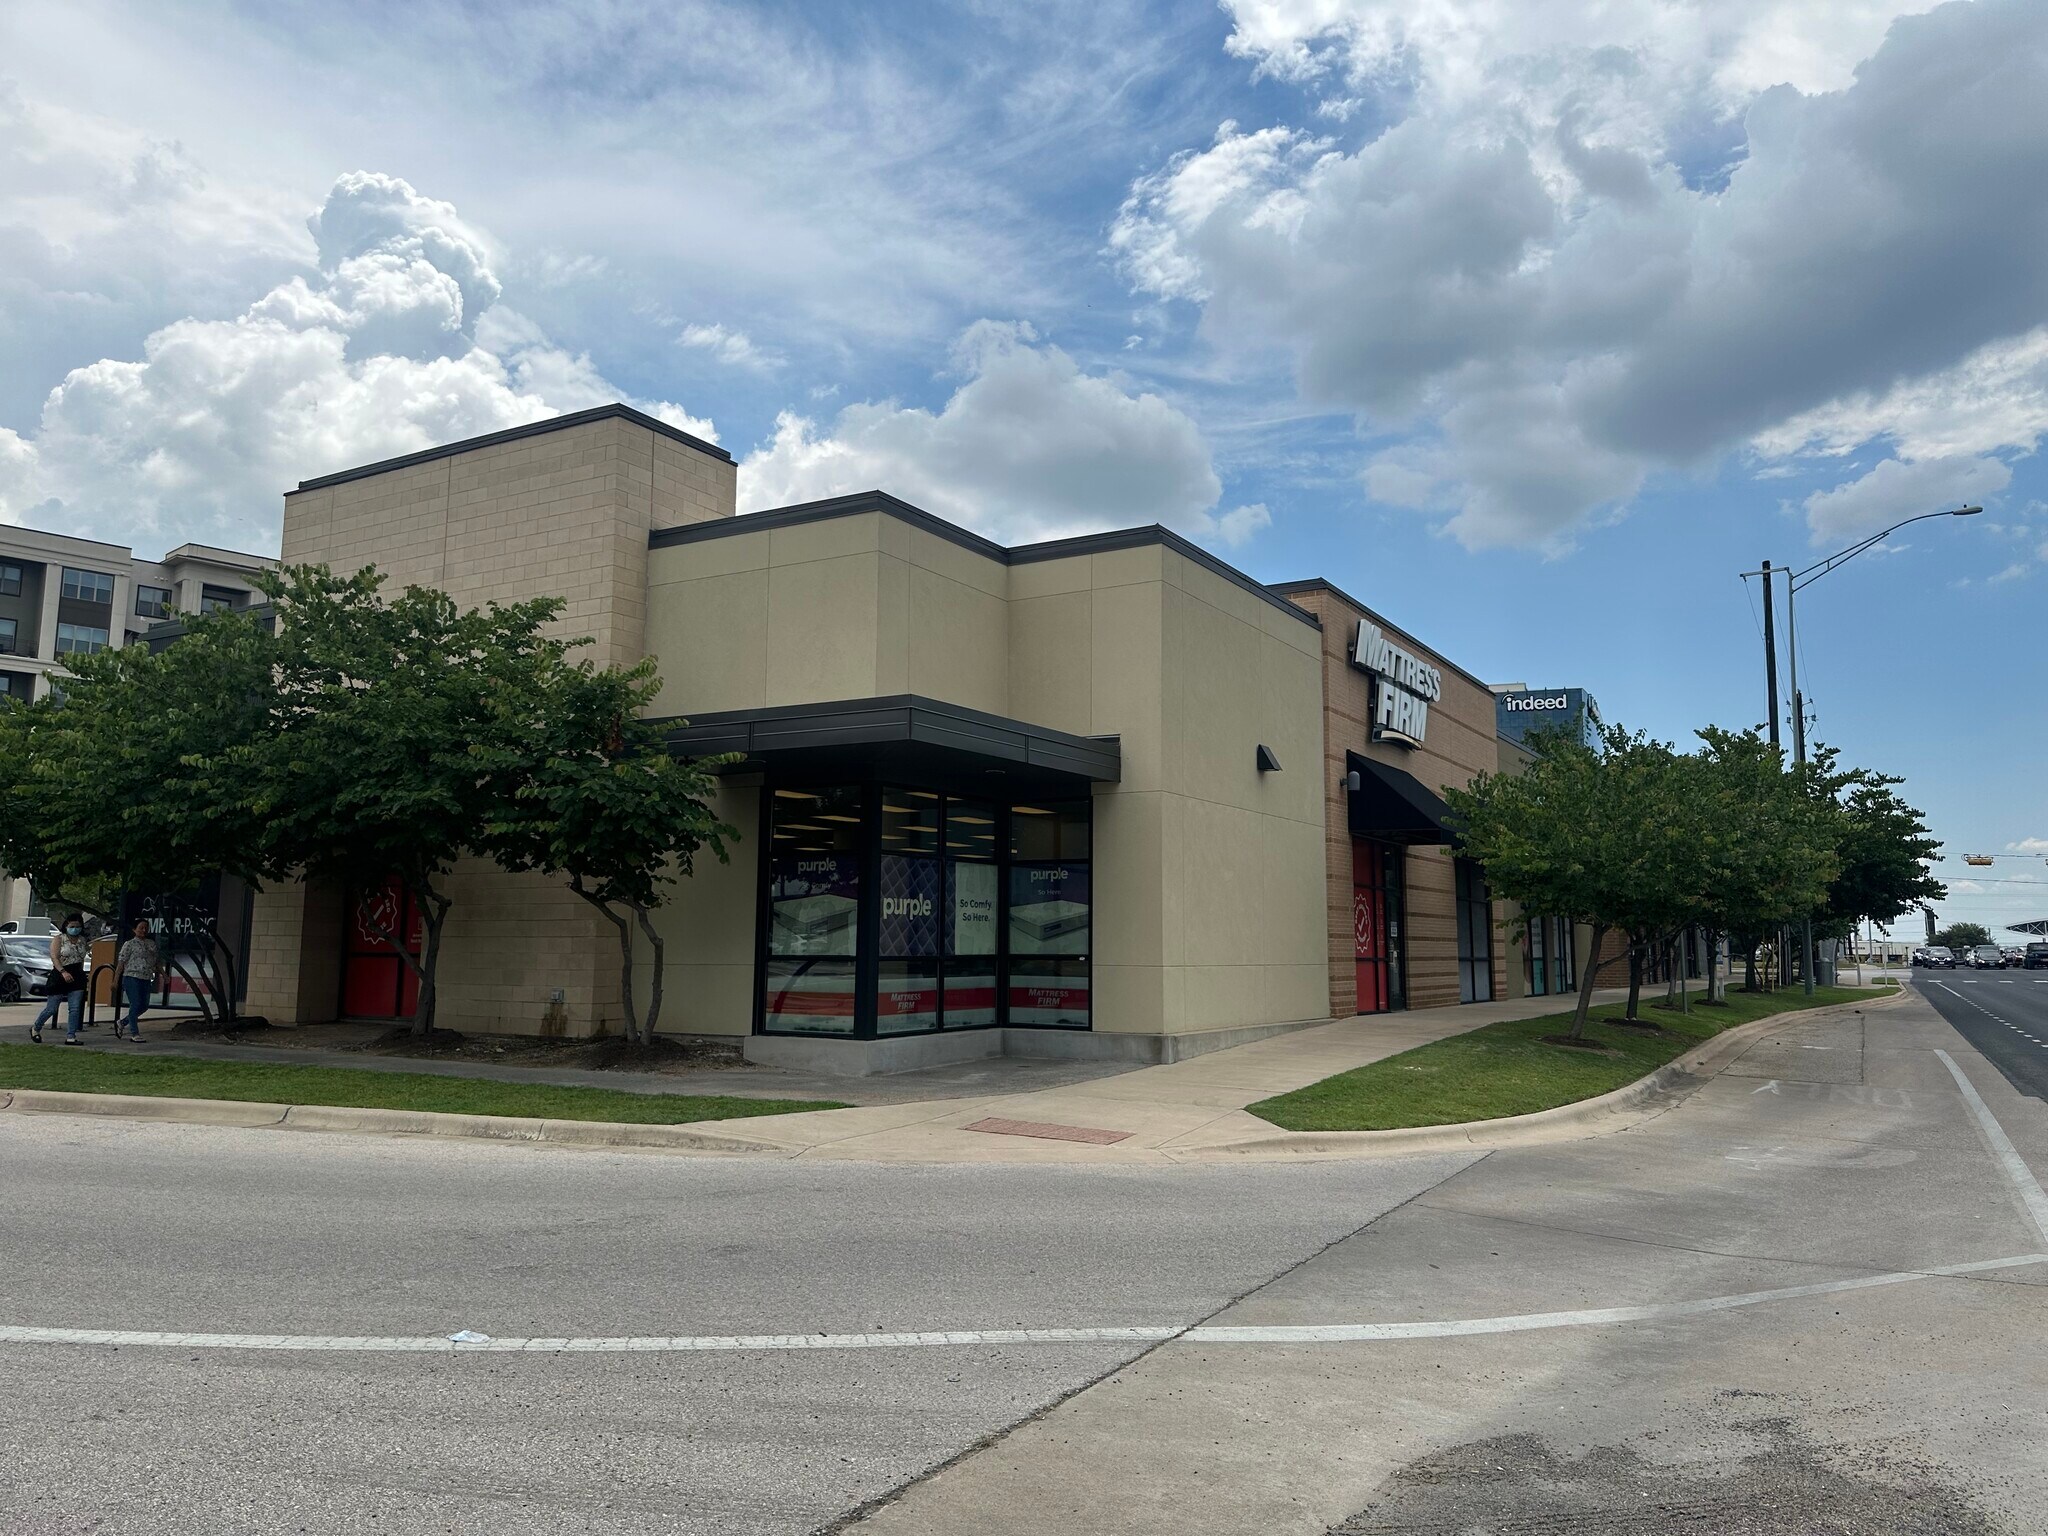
[342,878,422,1019]
[1353,840,1390,1015]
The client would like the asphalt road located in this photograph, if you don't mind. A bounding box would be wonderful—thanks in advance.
[5,987,2047,1535]
[0,1119,1475,1535]
[1912,966,2048,1101]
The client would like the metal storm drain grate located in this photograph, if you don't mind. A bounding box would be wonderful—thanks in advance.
[962,1117,1134,1145]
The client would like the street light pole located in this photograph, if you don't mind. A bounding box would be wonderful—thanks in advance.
[1760,560,1781,751]
[1747,504,1982,997]
[1784,571,1815,993]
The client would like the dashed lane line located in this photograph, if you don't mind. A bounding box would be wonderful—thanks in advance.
[3,1255,2043,1355]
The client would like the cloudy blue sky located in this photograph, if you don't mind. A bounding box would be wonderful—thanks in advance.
[2,0,2045,932]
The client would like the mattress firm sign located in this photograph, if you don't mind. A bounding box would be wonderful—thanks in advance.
[1352,621,1443,749]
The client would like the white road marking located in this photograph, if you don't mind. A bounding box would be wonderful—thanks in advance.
[1194,1255,2048,1342]
[1935,1047,2048,1248]
[1752,1080,1782,1095]
[0,1324,1186,1354]
[2,1256,2042,1356]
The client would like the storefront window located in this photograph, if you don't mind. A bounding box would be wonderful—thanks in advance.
[1008,800,1090,1028]
[1455,858,1493,1004]
[764,787,864,1033]
[759,787,1093,1036]
[943,799,1000,1027]
[1525,915,1576,997]
[876,849,942,1035]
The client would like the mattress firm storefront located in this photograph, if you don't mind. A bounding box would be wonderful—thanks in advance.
[244,408,1531,1074]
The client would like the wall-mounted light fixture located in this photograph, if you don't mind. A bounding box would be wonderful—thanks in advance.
[1256,744,1282,773]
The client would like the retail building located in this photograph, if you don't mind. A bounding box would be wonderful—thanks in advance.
[240,405,1615,1072]
[0,526,273,932]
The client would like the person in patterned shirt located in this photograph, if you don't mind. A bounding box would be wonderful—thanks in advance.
[114,918,168,1042]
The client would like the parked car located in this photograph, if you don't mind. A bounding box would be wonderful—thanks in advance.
[0,936,54,1002]
[2027,943,2048,970]
[1914,946,1955,968]
[2005,948,2028,968]
[1970,944,2008,968]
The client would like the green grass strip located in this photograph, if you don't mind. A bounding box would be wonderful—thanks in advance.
[0,1043,843,1124]
[1249,984,1888,1132]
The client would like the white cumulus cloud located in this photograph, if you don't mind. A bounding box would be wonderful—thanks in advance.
[678,322,780,371]
[1117,0,2048,549]
[738,320,1256,549]
[3,172,712,552]
[1800,455,2012,545]
[2008,837,2048,855]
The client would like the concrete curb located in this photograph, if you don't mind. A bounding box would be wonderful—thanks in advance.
[0,984,1907,1164]
[0,1088,799,1155]
[4,1088,291,1128]
[1189,985,1910,1158]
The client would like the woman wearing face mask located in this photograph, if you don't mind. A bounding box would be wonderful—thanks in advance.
[29,913,91,1045]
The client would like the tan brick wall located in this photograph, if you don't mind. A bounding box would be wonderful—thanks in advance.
[253,412,735,1035]
[1283,585,1502,1016]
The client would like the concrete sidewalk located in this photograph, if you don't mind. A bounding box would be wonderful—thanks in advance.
[678,987,1639,1164]
[2,987,1643,1161]
[0,1005,1127,1108]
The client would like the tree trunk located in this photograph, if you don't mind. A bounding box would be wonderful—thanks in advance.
[406,882,451,1037]
[1569,924,1607,1040]
[1742,942,1759,993]
[569,880,638,1043]
[1702,930,1720,1004]
[1625,942,1644,1021]
[197,917,239,1024]
[634,903,665,1042]
[1664,937,1680,1005]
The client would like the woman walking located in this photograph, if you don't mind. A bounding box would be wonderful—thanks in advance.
[29,913,91,1044]
[114,918,165,1042]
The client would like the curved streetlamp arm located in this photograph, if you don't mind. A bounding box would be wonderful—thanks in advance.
[1793,506,1981,590]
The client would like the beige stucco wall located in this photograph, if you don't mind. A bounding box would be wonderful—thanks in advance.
[644,513,1010,719]
[245,412,736,1033]
[635,782,760,1037]
[643,522,1330,1040]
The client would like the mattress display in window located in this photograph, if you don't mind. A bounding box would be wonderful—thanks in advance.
[1007,865,1089,955]
[769,854,859,956]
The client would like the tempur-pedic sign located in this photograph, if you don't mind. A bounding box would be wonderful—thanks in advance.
[1352,621,1442,749]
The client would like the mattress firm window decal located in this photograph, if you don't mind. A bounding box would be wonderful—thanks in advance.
[1351,621,1442,749]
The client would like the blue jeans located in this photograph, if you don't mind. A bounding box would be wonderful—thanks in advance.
[33,986,84,1039]
[120,976,152,1036]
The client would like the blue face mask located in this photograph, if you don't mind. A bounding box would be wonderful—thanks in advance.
[65,927,81,937]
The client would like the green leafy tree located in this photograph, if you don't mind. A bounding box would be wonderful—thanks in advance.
[0,609,281,1021]
[484,658,738,1044]
[1691,727,1838,997]
[245,566,573,1036]
[1805,751,1944,942]
[1934,922,1992,952]
[1446,725,1701,1040]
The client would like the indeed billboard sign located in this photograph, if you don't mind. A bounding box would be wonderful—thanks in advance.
[1352,621,1442,750]
[1496,686,1600,747]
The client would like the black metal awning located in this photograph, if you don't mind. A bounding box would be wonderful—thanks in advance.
[1346,751,1453,845]
[655,694,1120,797]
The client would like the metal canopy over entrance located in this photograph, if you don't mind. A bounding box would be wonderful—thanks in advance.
[1345,751,1453,846]
[661,694,1121,799]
